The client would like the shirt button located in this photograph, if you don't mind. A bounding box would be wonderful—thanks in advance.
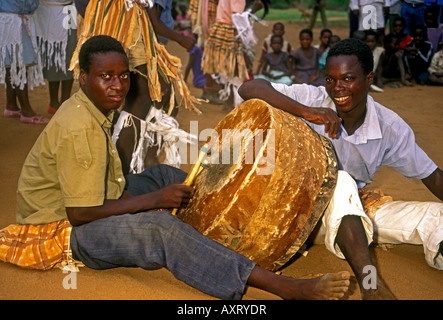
[117,178,123,182]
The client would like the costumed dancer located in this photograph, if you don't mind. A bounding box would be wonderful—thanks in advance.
[0,0,49,124]
[34,0,78,114]
[201,0,264,110]
[72,0,201,175]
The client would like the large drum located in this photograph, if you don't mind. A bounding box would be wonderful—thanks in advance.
[177,99,338,271]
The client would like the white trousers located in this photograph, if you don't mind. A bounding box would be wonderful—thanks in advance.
[315,171,443,270]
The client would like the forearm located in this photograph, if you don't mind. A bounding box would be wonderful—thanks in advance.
[66,192,158,226]
[239,79,342,137]
[422,168,443,201]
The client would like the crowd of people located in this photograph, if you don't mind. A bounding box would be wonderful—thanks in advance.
[181,1,443,109]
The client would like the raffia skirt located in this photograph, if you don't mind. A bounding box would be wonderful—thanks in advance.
[202,22,249,82]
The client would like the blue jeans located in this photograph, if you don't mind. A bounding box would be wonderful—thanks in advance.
[401,2,426,35]
[70,165,256,299]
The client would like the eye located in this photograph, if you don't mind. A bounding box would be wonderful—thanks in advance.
[120,73,129,80]
[101,74,111,80]
[325,77,333,83]
[344,76,354,81]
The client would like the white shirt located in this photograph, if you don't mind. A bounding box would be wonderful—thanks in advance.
[271,83,437,188]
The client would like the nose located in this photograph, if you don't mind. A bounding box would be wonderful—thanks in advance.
[332,79,345,92]
[110,75,124,90]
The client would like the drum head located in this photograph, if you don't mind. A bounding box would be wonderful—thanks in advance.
[178,99,338,271]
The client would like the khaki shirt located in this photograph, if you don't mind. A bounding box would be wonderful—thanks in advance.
[16,89,126,224]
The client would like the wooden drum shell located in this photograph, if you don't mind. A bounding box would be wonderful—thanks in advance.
[177,99,338,271]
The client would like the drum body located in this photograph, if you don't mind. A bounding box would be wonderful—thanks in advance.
[177,99,337,271]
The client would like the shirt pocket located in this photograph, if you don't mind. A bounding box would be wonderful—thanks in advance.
[71,130,92,169]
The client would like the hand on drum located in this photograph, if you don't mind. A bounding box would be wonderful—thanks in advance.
[152,184,194,209]
[302,107,342,138]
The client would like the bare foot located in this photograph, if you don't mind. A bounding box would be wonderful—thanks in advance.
[279,271,351,300]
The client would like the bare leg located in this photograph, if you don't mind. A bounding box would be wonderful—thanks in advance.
[48,81,61,109]
[335,215,396,300]
[248,265,351,300]
[5,74,20,112]
[61,79,74,105]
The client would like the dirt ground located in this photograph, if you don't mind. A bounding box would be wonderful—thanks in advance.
[0,20,442,301]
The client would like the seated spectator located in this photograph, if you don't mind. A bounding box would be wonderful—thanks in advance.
[290,28,323,86]
[256,22,292,74]
[255,34,293,86]
[404,24,433,84]
[428,43,443,85]
[365,30,385,91]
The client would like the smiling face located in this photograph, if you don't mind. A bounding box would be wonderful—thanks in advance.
[325,55,373,118]
[80,51,130,115]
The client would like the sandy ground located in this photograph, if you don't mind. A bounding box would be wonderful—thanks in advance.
[0,21,442,302]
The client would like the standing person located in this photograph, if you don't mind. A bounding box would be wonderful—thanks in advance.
[239,38,443,273]
[201,0,262,110]
[72,0,200,175]
[350,0,389,46]
[400,0,426,35]
[34,0,78,114]
[290,28,324,86]
[0,0,49,125]
[309,0,329,29]
[0,35,354,301]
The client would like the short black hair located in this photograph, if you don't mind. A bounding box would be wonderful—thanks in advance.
[270,34,283,43]
[299,28,313,39]
[327,38,374,75]
[320,28,332,37]
[79,35,127,73]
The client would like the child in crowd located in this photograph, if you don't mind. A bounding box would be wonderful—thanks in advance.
[428,43,443,85]
[290,28,323,86]
[175,2,194,39]
[329,35,341,47]
[404,25,434,84]
[256,22,292,74]
[382,17,413,87]
[314,28,332,54]
[365,30,385,92]
[254,34,293,86]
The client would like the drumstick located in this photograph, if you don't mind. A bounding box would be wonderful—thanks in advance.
[172,144,210,215]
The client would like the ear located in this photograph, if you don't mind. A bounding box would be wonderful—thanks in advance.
[79,69,88,87]
[366,71,374,86]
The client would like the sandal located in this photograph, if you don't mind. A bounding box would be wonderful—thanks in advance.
[4,109,22,118]
[20,114,50,125]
